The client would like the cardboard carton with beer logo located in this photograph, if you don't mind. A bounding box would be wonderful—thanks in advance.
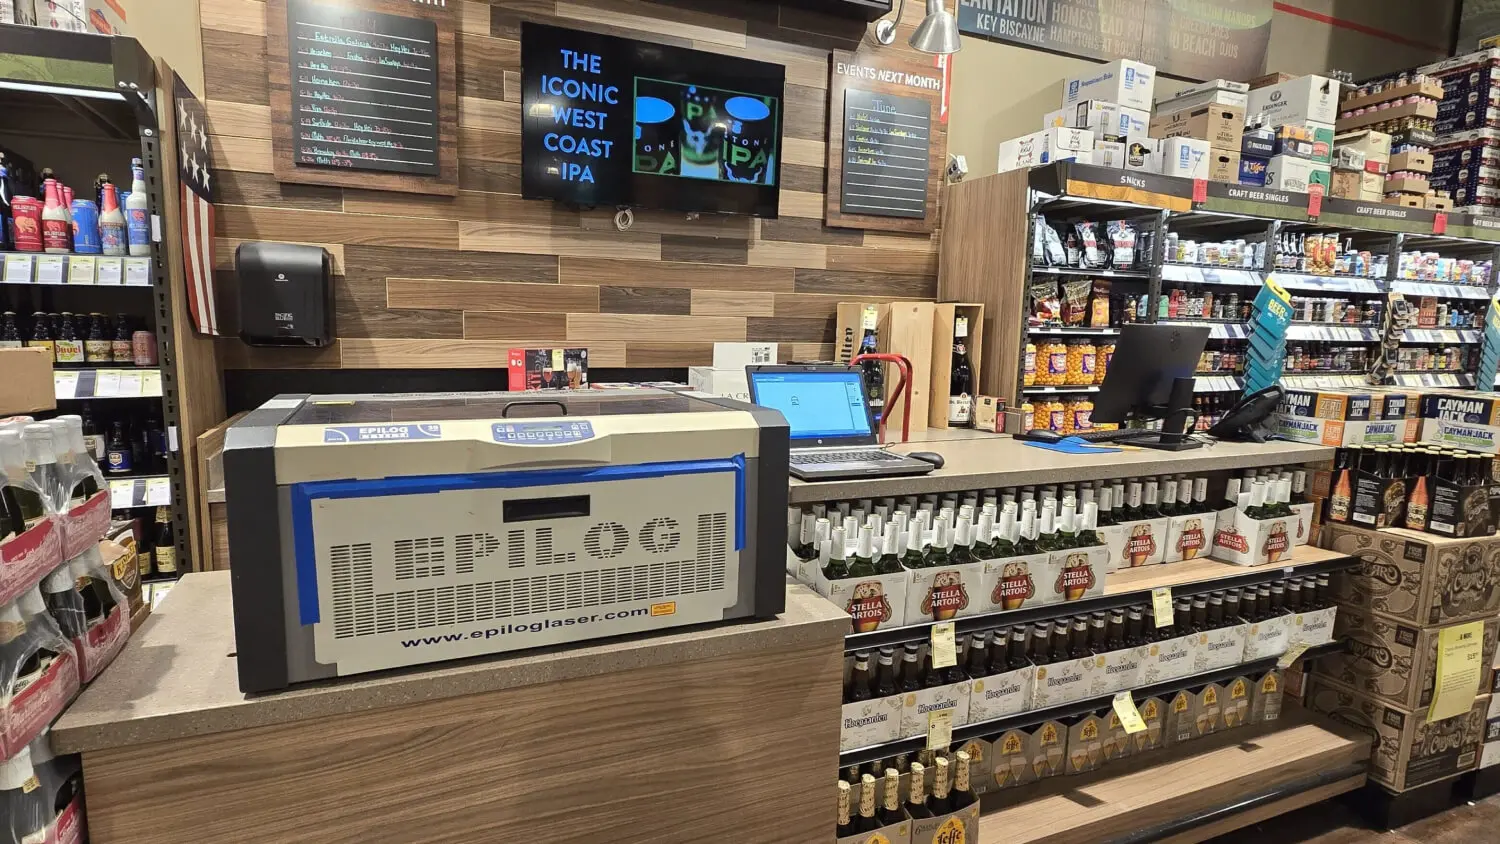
[1250,669,1286,724]
[1132,696,1167,753]
[1140,633,1197,685]
[1223,676,1253,728]
[904,556,986,625]
[1193,624,1249,673]
[1101,707,1135,762]
[1292,605,1338,646]
[1328,525,1500,626]
[815,569,909,635]
[1421,391,1500,454]
[1065,713,1106,774]
[1045,545,1109,602]
[976,551,1051,615]
[1102,517,1169,569]
[1091,644,1146,697]
[968,664,1036,723]
[900,678,973,738]
[1162,688,1199,746]
[1212,506,1296,567]
[1194,682,1226,738]
[840,693,903,753]
[1242,614,1293,660]
[1164,511,1217,563]
[1322,610,1499,710]
[1032,653,1099,709]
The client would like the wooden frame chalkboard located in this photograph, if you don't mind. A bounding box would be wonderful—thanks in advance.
[267,0,458,195]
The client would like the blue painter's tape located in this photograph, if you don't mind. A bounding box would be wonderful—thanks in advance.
[288,456,749,627]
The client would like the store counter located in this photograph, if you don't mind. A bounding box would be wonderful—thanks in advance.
[51,572,847,843]
[791,433,1336,502]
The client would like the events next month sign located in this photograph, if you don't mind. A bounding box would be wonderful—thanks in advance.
[957,0,1273,82]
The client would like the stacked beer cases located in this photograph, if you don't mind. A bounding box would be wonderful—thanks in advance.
[1312,524,1500,792]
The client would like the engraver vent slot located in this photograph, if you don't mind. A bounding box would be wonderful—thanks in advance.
[640,517,681,554]
[394,536,445,579]
[584,522,629,559]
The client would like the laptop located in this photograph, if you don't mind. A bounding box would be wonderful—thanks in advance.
[745,364,938,481]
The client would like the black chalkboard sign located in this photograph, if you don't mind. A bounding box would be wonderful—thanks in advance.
[287,0,440,177]
[839,89,930,219]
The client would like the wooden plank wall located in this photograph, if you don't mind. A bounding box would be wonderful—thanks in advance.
[201,0,949,371]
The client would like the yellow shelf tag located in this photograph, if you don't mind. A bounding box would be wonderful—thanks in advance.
[927,709,953,751]
[1277,641,1311,670]
[1430,620,1486,723]
[1151,587,1173,628]
[1112,692,1147,735]
[931,622,957,669]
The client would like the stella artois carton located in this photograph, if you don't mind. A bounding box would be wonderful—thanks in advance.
[1132,696,1167,753]
[911,798,980,844]
[1242,615,1293,660]
[1250,669,1286,724]
[1328,525,1500,625]
[1222,676,1253,729]
[1164,511,1216,563]
[1193,624,1248,673]
[841,692,904,752]
[904,561,985,625]
[900,680,972,738]
[1032,654,1099,709]
[1291,500,1316,546]
[1091,645,1146,697]
[1307,675,1487,792]
[975,552,1052,614]
[1162,688,1199,746]
[1103,518,1169,570]
[968,664,1035,723]
[1323,611,1499,710]
[1065,713,1106,774]
[815,569,908,635]
[1211,508,1296,567]
[1044,545,1109,603]
[1421,391,1500,454]
[1194,682,1227,738]
[1140,634,1197,684]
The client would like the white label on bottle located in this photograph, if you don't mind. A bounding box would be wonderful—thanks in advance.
[36,255,65,284]
[55,339,84,364]
[3,253,34,282]
[95,256,123,285]
[949,394,972,424]
[861,306,878,331]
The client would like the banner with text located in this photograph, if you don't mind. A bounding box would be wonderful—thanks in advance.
[957,0,1273,82]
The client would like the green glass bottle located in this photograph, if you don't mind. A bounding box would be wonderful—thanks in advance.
[949,515,975,566]
[901,522,928,570]
[1141,477,1161,518]
[1036,506,1059,553]
[1095,485,1116,527]
[1122,479,1144,521]
[924,519,952,568]
[1245,480,1269,519]
[1078,502,1102,547]
[1057,497,1079,548]
[875,523,904,574]
[823,527,850,580]
[971,509,996,561]
[848,526,878,577]
[1158,477,1178,518]
[992,503,1018,558]
[1015,504,1038,556]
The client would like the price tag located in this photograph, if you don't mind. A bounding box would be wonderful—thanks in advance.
[123,257,151,286]
[67,255,96,284]
[3,253,34,283]
[550,348,564,370]
[1192,178,1208,203]
[141,369,162,396]
[53,371,79,400]
[95,256,123,285]
[1112,692,1147,735]
[926,709,953,751]
[931,622,957,669]
[1434,211,1448,235]
[1430,620,1486,722]
[1277,640,1312,670]
[109,479,135,509]
[116,370,144,397]
[35,255,65,284]
[95,370,123,398]
[1152,587,1173,628]
[146,477,171,506]
[1307,190,1322,217]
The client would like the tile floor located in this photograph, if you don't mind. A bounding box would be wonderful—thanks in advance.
[1207,793,1500,843]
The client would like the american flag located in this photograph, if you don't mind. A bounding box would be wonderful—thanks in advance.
[175,74,219,336]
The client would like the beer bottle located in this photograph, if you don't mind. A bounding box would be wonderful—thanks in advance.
[836,780,855,838]
[1224,588,1241,623]
[1030,621,1054,666]
[988,628,1010,673]
[906,761,932,819]
[944,637,968,685]
[874,523,902,574]
[856,774,880,832]
[0,432,45,532]
[849,527,878,577]
[899,643,923,693]
[1088,611,1108,654]
[1188,595,1208,632]
[1015,504,1039,556]
[1220,477,1242,512]
[1125,606,1146,647]
[843,765,862,787]
[789,509,811,560]
[1096,484,1116,526]
[845,651,873,703]
[1053,620,1075,662]
[1058,496,1078,548]
[873,647,898,697]
[925,518,952,568]
[1255,584,1273,620]
[1036,506,1059,553]
[993,503,1017,558]
[1078,502,1102,547]
[1316,573,1332,609]
[823,528,850,580]
[879,769,905,826]
[1174,597,1192,633]
[1286,578,1304,612]
[952,750,977,810]
[1123,478,1144,521]
[949,515,975,566]
[1207,592,1225,629]
[966,632,989,678]
[1291,470,1308,505]
[972,509,995,561]
[1069,616,1091,659]
[901,522,927,570]
[1007,626,1030,670]
[1158,476,1178,517]
[1106,609,1126,651]
[1269,581,1287,616]
[929,756,954,815]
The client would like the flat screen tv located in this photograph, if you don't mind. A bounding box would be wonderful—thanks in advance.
[520,22,786,218]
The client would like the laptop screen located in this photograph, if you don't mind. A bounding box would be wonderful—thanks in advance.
[748,370,873,441]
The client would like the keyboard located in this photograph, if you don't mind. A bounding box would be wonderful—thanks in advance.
[1071,428,1153,443]
[790,450,904,465]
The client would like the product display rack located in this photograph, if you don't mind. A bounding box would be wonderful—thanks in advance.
[0,25,189,573]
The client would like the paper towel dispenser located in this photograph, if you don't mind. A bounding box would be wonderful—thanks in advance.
[235,241,333,347]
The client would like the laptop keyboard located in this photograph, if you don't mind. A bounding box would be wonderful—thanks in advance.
[791,450,904,465]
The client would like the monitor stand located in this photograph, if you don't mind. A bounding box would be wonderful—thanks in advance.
[1129,377,1204,451]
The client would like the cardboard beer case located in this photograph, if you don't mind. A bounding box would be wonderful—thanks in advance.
[1250,669,1286,724]
[1223,676,1254,729]
[1421,391,1500,454]
[1428,474,1494,539]
[1105,518,1169,569]
[1195,682,1227,738]
[1101,707,1134,762]
[1273,387,1418,447]
[904,561,985,625]
[1481,693,1500,770]
[841,692,904,752]
[956,738,994,796]
[912,802,980,844]
[1140,634,1196,684]
[815,569,909,635]
[838,818,910,844]
[1242,614,1293,660]
[1323,610,1499,710]
[900,680,972,738]
[1327,525,1500,625]
[1032,654,1097,708]
[1291,606,1339,647]
[1291,500,1316,546]
[1212,508,1296,566]
[1045,545,1109,602]
[1193,624,1249,673]
[968,664,1035,723]
[1065,713,1106,774]
[991,719,1066,789]
[1132,696,1167,753]
[1306,676,1487,792]
[1162,688,1199,746]
[1164,511,1216,563]
[1091,645,1146,696]
[977,552,1052,614]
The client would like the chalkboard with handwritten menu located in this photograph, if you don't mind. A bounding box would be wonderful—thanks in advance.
[287,0,439,175]
[839,89,930,219]
[268,0,456,195]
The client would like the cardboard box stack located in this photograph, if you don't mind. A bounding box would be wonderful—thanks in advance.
[1001,59,1159,174]
[1431,127,1500,212]
[1336,74,1443,207]
[1309,523,1500,792]
[1247,75,1339,195]
[1151,79,1249,182]
[1331,130,1391,201]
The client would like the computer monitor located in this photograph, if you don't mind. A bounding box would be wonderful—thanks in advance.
[744,365,877,447]
[1092,324,1211,449]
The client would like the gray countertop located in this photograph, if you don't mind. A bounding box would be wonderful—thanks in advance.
[788,433,1336,502]
[51,572,848,754]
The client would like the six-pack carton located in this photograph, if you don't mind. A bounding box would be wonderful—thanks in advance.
[814,569,909,635]
[1274,388,1418,447]
[1212,507,1297,566]
[1421,391,1500,454]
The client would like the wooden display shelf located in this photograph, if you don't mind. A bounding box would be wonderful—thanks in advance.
[1340,79,1445,112]
[1106,545,1348,595]
[1336,99,1439,132]
[977,711,1370,844]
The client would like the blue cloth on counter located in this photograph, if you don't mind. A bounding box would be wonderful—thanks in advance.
[1020,437,1125,454]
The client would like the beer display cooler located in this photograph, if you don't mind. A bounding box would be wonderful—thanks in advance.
[1,27,173,844]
